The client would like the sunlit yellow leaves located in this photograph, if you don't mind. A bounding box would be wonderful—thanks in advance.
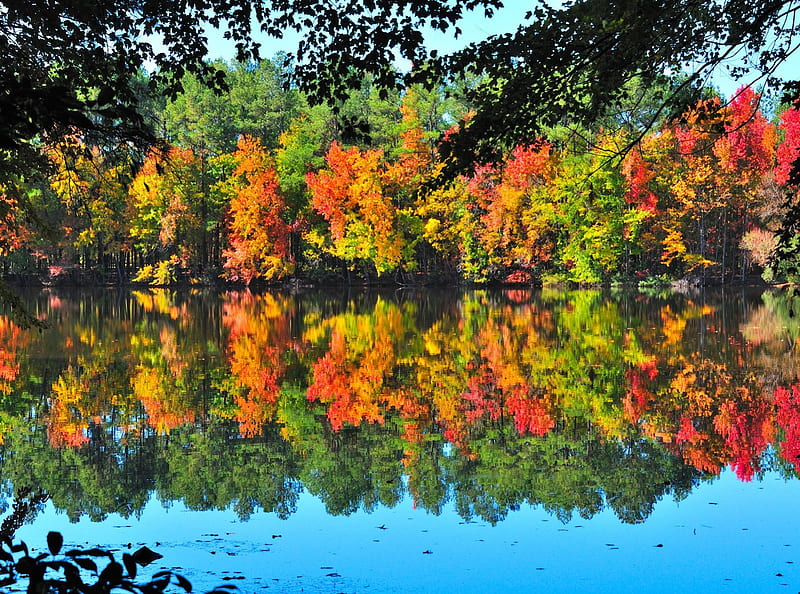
[131,366,195,435]
[48,369,91,448]
[47,136,133,261]
[417,180,477,267]
[128,146,204,276]
[552,133,631,283]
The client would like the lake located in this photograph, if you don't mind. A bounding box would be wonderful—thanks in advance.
[2,286,800,593]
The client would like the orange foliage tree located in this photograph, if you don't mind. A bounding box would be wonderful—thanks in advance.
[220,135,294,283]
[222,292,298,437]
[306,141,414,277]
[471,143,556,280]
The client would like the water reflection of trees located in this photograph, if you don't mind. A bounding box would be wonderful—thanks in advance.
[1,288,800,528]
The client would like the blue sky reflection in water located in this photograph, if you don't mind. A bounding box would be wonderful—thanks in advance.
[14,469,800,594]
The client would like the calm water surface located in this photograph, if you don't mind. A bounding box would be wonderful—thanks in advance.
[2,287,800,592]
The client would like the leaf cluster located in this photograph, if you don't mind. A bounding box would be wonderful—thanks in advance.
[434,0,800,171]
[0,531,220,594]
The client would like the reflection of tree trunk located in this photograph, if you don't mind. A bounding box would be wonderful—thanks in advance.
[740,206,749,283]
[700,214,707,285]
[115,253,123,284]
[721,208,727,284]
[0,488,49,541]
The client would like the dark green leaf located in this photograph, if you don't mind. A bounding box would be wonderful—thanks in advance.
[66,548,112,558]
[174,573,193,592]
[123,553,137,579]
[15,556,36,574]
[73,557,98,572]
[132,546,163,566]
[99,561,124,586]
[47,532,63,556]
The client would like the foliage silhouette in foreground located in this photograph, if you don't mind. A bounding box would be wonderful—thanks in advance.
[0,531,237,593]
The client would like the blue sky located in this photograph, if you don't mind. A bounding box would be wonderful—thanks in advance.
[199,4,796,102]
[202,4,529,62]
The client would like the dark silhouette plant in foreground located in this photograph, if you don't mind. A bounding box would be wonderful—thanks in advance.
[0,531,236,593]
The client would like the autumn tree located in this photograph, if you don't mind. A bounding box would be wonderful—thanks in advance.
[470,143,557,281]
[47,136,133,277]
[625,89,778,280]
[711,87,777,280]
[128,147,207,283]
[769,101,800,281]
[0,191,33,271]
[220,135,294,283]
[306,141,414,278]
[554,131,645,283]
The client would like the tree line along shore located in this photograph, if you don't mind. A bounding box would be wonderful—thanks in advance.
[2,60,800,289]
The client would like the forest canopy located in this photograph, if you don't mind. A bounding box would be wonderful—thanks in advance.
[3,0,800,300]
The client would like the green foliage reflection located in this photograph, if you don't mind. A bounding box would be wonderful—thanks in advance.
[1,288,800,528]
